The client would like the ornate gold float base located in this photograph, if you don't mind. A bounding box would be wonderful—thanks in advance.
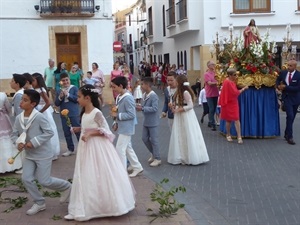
[215,71,278,89]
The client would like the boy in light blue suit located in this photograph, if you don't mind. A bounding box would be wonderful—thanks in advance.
[136,77,161,167]
[11,89,71,216]
[110,76,143,177]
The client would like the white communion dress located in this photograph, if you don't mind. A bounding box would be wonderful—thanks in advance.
[67,108,135,221]
[168,91,210,165]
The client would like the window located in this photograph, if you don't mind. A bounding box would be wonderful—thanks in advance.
[162,5,166,36]
[129,15,131,26]
[166,0,175,26]
[298,0,300,10]
[233,0,271,13]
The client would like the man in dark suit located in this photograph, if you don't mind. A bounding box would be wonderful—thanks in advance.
[276,60,300,145]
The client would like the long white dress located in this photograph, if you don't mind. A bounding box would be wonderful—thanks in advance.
[168,91,209,165]
[35,88,60,157]
[0,92,22,173]
[68,108,135,221]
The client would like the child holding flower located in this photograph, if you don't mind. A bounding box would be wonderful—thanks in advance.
[64,84,135,221]
[11,89,71,216]
[55,73,80,157]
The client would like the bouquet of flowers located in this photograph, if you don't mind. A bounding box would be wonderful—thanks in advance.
[61,109,71,127]
[218,30,280,75]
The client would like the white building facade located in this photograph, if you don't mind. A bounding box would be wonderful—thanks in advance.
[144,0,300,81]
[0,0,114,93]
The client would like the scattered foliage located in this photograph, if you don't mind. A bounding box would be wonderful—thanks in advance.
[147,178,186,223]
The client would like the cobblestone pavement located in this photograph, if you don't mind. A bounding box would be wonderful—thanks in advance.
[1,87,299,225]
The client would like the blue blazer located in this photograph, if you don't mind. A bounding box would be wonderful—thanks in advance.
[142,91,159,127]
[276,70,300,105]
[55,85,80,117]
[162,87,174,119]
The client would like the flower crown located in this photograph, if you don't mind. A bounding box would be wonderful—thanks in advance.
[82,87,99,94]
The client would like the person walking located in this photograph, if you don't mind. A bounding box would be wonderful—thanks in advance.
[11,89,71,216]
[276,59,300,145]
[136,77,161,167]
[204,61,219,131]
[64,85,135,221]
[161,71,178,130]
[0,92,22,173]
[219,68,248,144]
[199,86,209,124]
[110,76,143,177]
[167,75,209,165]
[32,73,60,159]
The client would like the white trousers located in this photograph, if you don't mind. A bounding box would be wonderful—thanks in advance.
[116,134,142,170]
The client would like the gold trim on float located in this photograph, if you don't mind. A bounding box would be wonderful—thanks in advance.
[215,64,279,89]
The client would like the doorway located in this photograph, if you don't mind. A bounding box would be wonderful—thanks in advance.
[56,33,82,71]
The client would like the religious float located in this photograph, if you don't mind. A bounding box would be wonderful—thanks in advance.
[210,24,296,138]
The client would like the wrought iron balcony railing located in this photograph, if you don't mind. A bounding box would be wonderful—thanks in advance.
[39,0,95,16]
[176,0,187,22]
[166,6,175,27]
[134,41,140,50]
[147,22,153,36]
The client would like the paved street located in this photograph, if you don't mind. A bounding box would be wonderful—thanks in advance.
[134,88,300,225]
[1,87,299,225]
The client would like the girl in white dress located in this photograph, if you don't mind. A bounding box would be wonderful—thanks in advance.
[0,92,22,173]
[64,84,135,221]
[168,75,209,165]
[133,79,143,104]
[31,73,60,159]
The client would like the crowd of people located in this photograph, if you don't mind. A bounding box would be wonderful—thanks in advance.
[0,48,299,221]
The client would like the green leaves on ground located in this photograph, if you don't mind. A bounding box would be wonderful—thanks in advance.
[147,178,186,223]
[0,177,64,213]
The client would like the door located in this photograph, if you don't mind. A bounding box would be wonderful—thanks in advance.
[56,33,81,71]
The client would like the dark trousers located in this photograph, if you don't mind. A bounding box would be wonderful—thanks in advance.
[61,116,80,151]
[284,102,299,139]
[207,97,218,127]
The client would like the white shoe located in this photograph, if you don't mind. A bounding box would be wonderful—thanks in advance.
[26,203,46,215]
[62,150,75,157]
[127,165,134,172]
[64,214,74,220]
[148,154,154,164]
[15,169,23,174]
[129,167,143,177]
[60,185,71,203]
[150,159,161,167]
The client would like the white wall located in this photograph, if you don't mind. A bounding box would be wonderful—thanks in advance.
[201,0,300,44]
[0,0,114,79]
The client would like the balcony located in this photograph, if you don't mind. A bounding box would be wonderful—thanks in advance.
[134,41,140,50]
[39,0,95,17]
[166,6,175,27]
[147,22,153,37]
[176,0,187,22]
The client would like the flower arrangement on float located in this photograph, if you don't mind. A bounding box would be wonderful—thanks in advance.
[211,27,281,89]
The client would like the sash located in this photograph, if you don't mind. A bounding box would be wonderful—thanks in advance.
[16,109,39,144]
